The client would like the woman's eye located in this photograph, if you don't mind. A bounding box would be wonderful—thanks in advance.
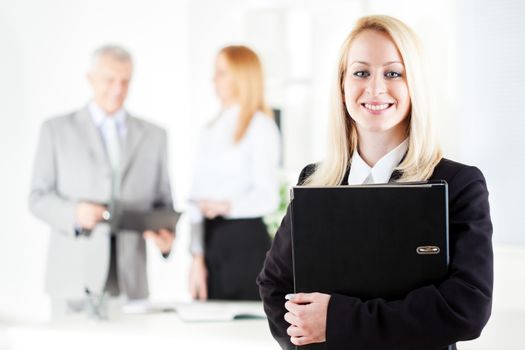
[385,71,402,78]
[353,71,370,78]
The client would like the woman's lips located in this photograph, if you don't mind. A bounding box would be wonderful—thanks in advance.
[361,102,394,114]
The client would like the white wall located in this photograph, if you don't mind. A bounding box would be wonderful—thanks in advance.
[457,0,525,244]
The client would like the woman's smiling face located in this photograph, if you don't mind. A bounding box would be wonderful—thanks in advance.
[343,29,411,133]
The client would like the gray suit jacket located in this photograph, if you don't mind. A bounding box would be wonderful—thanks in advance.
[29,106,173,299]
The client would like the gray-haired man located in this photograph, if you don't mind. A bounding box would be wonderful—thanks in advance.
[29,45,175,317]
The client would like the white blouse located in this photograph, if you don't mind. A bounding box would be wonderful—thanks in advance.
[348,138,408,185]
[188,105,281,254]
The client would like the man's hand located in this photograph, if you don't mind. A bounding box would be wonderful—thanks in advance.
[189,254,208,301]
[143,228,175,255]
[197,199,230,219]
[284,292,331,346]
[75,202,106,230]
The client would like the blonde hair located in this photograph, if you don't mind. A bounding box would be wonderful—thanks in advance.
[218,45,272,143]
[304,15,442,186]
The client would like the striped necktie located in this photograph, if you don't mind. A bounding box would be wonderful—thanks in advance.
[104,118,121,223]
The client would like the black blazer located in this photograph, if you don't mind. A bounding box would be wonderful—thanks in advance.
[257,158,493,350]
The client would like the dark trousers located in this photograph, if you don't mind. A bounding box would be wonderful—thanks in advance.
[204,217,271,300]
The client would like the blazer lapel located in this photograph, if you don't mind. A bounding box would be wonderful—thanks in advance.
[389,169,403,182]
[341,166,351,185]
[389,150,407,182]
[120,116,145,183]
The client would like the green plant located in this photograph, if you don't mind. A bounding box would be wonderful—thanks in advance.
[264,180,290,238]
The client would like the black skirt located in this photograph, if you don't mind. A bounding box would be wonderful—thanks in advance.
[204,216,271,300]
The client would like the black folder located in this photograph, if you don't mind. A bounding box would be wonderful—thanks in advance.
[289,181,449,350]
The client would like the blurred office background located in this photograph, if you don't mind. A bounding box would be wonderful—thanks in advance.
[0,0,523,348]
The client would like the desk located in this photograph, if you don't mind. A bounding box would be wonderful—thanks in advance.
[4,311,280,350]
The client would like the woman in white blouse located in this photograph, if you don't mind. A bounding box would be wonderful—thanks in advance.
[188,45,281,300]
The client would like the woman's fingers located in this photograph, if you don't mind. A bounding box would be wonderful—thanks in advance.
[189,280,197,299]
[283,292,331,344]
[198,280,208,300]
[199,200,230,219]
[284,311,302,327]
[202,206,216,219]
[285,300,307,315]
[288,292,317,304]
[287,322,317,345]
[143,230,156,240]
[197,199,208,212]
[159,228,174,238]
[287,324,305,337]
[189,257,208,301]
[290,336,315,346]
[198,263,208,300]
[194,275,207,301]
[158,229,175,248]
[189,270,200,299]
[146,231,163,247]
[143,229,174,254]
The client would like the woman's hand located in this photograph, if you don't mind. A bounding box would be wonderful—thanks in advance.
[189,254,208,300]
[284,292,331,346]
[143,228,175,255]
[197,199,231,219]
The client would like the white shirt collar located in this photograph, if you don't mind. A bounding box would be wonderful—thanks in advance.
[348,138,409,185]
[88,101,127,129]
[221,104,240,120]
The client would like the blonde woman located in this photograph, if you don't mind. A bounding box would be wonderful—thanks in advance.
[257,16,492,350]
[188,45,281,301]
